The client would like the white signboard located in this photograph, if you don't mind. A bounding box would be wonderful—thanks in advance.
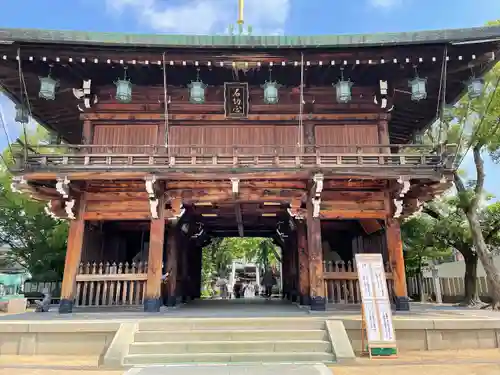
[355,253,397,347]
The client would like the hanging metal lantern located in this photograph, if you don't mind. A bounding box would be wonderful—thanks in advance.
[48,132,61,145]
[467,77,484,99]
[262,81,280,104]
[408,76,427,101]
[442,104,454,122]
[14,104,29,124]
[114,78,133,103]
[188,81,207,104]
[38,75,59,100]
[414,132,424,144]
[334,80,353,103]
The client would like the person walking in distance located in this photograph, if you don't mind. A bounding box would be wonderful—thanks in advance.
[261,267,276,300]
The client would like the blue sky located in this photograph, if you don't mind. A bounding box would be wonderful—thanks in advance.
[0,0,499,195]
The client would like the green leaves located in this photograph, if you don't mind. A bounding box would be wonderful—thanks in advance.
[0,126,68,281]
[201,237,279,287]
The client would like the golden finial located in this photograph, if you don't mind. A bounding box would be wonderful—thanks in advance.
[237,0,244,25]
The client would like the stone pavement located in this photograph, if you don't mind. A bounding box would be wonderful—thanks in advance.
[1,350,500,375]
[124,363,331,375]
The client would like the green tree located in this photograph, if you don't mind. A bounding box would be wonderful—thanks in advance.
[200,237,280,292]
[0,125,68,280]
[421,21,500,308]
[402,214,452,278]
[451,58,500,309]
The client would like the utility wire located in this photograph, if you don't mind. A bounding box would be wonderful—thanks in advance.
[436,46,448,145]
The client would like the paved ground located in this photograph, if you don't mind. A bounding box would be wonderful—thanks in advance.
[1,300,499,322]
[1,349,500,375]
[0,299,311,321]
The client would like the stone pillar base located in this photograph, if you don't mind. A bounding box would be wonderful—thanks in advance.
[310,296,326,311]
[58,298,74,314]
[166,296,177,307]
[143,298,161,312]
[299,294,310,306]
[395,296,410,311]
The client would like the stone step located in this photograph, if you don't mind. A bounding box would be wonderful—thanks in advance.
[137,318,325,332]
[129,340,332,355]
[123,352,335,365]
[134,329,329,342]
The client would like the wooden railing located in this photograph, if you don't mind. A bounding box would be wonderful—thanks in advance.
[75,261,148,307]
[13,144,456,172]
[323,260,394,304]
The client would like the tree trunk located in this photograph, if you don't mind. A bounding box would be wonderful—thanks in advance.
[465,210,500,309]
[455,147,500,310]
[459,250,482,306]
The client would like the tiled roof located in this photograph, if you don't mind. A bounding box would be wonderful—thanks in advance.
[0,26,499,48]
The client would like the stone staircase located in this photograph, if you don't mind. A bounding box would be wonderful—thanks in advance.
[123,318,336,365]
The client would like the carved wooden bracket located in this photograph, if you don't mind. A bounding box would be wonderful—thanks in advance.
[65,199,76,220]
[56,176,70,198]
[311,173,324,218]
[396,176,411,199]
[393,199,403,218]
[145,175,157,198]
[167,198,185,222]
[288,197,305,221]
[10,176,28,194]
[145,175,160,219]
[44,201,59,220]
[230,177,239,195]
[149,199,159,219]
[276,221,288,239]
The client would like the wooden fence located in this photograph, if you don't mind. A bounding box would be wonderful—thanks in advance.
[74,261,148,307]
[25,259,397,308]
[322,260,394,304]
[407,274,490,302]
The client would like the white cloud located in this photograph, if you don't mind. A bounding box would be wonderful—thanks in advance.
[106,0,290,35]
[368,0,402,9]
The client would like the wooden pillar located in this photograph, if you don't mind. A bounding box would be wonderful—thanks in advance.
[193,245,202,299]
[59,196,86,314]
[281,243,289,300]
[82,119,92,145]
[297,221,310,306]
[306,197,326,311]
[386,218,409,311]
[180,235,190,303]
[144,195,166,312]
[165,225,178,306]
[289,231,298,302]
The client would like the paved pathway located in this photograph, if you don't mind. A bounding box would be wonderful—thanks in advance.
[2,350,500,375]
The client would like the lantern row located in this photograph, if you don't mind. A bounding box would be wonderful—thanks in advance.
[1,54,484,67]
[27,67,484,118]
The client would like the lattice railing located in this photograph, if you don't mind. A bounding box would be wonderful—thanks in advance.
[75,261,148,307]
[13,144,455,172]
[322,259,394,304]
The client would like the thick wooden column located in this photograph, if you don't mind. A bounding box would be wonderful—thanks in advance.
[386,218,409,311]
[289,231,298,302]
[165,225,178,306]
[306,197,326,311]
[180,234,190,303]
[59,196,86,314]
[297,221,310,306]
[192,245,203,299]
[144,195,166,312]
[281,243,289,300]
